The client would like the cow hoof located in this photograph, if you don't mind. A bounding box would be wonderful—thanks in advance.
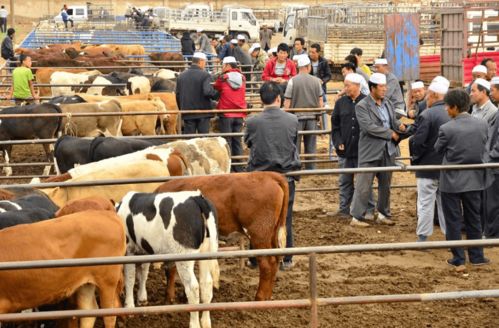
[137,299,148,306]
[3,168,12,177]
[152,262,163,270]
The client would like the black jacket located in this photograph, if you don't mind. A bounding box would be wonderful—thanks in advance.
[309,56,332,87]
[409,100,450,179]
[244,106,301,175]
[175,65,218,120]
[1,36,14,60]
[180,33,195,56]
[331,94,365,158]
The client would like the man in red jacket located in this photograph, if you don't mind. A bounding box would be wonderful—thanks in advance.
[262,43,297,106]
[214,56,247,172]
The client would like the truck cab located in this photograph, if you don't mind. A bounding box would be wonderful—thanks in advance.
[54,5,88,23]
[283,5,309,45]
[225,7,260,40]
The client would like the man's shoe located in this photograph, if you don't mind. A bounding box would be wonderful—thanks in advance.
[280,261,294,271]
[365,212,375,221]
[377,213,395,226]
[350,217,370,227]
[471,258,491,266]
[327,210,350,219]
[446,258,465,267]
[417,235,427,242]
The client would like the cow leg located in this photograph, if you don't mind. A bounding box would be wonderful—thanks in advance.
[176,260,200,328]
[75,283,97,328]
[136,263,150,306]
[253,239,278,301]
[165,264,177,304]
[42,143,54,176]
[2,148,12,177]
[198,258,213,328]
[98,275,121,328]
[124,263,136,308]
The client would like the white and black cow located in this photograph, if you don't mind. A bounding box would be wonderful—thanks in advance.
[117,190,219,328]
[0,194,59,229]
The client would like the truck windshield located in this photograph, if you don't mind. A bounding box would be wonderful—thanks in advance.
[284,14,295,32]
[242,12,257,26]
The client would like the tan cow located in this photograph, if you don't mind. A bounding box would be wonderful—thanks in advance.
[120,98,167,135]
[0,210,125,328]
[55,197,115,217]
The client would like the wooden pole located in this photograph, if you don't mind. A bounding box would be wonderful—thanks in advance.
[9,0,14,28]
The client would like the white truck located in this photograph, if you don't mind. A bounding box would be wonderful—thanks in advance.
[54,5,89,23]
[282,4,309,45]
[153,5,260,41]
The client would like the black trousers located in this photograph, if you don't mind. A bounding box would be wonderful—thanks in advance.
[0,17,6,33]
[218,117,244,172]
[183,118,210,134]
[441,190,486,264]
[484,174,499,238]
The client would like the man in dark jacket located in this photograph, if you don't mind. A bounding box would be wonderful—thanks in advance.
[180,31,195,56]
[175,52,218,134]
[1,28,15,61]
[308,43,332,107]
[435,89,490,268]
[244,81,300,270]
[230,39,252,81]
[409,78,450,242]
[485,77,499,238]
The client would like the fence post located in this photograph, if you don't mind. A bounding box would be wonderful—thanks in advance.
[309,253,318,328]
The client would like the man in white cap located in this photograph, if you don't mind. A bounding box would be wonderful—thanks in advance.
[435,89,490,268]
[259,24,272,51]
[175,52,218,134]
[229,38,252,80]
[267,47,277,59]
[237,34,250,52]
[470,78,497,126]
[407,80,427,120]
[331,73,374,218]
[373,58,406,116]
[466,65,488,94]
[249,43,267,81]
[217,35,233,60]
[409,77,450,242]
[196,28,211,54]
[284,55,323,170]
[350,72,406,227]
[213,56,247,172]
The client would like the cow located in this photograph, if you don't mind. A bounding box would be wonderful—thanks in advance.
[0,103,62,176]
[0,211,126,328]
[36,68,92,97]
[0,193,59,229]
[120,98,168,135]
[59,99,123,137]
[64,46,116,59]
[55,196,115,217]
[155,172,289,302]
[88,137,167,163]
[104,44,145,57]
[54,135,93,174]
[149,52,185,71]
[150,78,176,92]
[117,190,219,328]
[153,69,178,80]
[50,70,102,97]
[82,75,129,96]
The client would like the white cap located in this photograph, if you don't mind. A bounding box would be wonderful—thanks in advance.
[369,72,387,84]
[432,75,450,87]
[193,52,207,60]
[292,54,303,61]
[222,56,237,64]
[374,58,388,65]
[218,35,224,41]
[268,47,277,55]
[237,34,245,41]
[344,73,363,84]
[428,80,449,95]
[230,39,238,45]
[472,65,487,74]
[411,81,425,89]
[491,76,499,86]
[474,78,491,91]
[196,28,203,33]
[297,55,311,67]
[248,43,261,54]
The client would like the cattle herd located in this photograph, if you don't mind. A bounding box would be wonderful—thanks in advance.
[0,42,287,328]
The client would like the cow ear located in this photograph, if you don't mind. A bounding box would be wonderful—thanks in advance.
[109,199,116,206]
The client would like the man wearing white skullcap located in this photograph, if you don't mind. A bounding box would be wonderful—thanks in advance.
[470,78,497,126]
[249,43,267,79]
[330,73,374,218]
[284,54,323,169]
[409,77,450,242]
[349,72,406,227]
[228,37,252,81]
[373,58,406,115]
[175,52,218,134]
[407,80,427,120]
[237,34,250,52]
[466,65,488,94]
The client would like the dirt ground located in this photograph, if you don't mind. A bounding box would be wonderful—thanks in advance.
[2,136,498,328]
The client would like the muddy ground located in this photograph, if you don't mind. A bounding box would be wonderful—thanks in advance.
[2,136,498,328]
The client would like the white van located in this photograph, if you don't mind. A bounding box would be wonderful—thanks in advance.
[54,5,88,23]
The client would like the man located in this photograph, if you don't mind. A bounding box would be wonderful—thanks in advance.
[331,73,375,218]
[0,5,8,33]
[284,56,323,170]
[180,31,195,56]
[215,35,225,55]
[9,55,38,105]
[230,39,252,81]
[175,52,218,134]
[262,43,297,103]
[237,34,250,52]
[213,56,247,172]
[373,58,405,116]
[1,28,15,64]
[484,76,499,238]
[260,25,272,51]
[407,80,427,119]
[196,28,211,54]
[217,35,233,60]
[244,81,301,270]
[345,54,370,83]
[308,43,332,107]
[249,43,267,82]
[350,47,371,77]
[210,37,219,56]
[466,65,488,94]
[340,62,369,96]
[409,78,450,242]
[289,37,306,59]
[350,73,406,227]
[481,58,497,81]
[435,89,490,267]
[470,78,497,126]
[61,5,74,29]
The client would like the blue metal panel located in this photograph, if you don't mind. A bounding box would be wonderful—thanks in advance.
[384,13,420,81]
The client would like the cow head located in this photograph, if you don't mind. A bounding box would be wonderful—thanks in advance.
[64,47,80,59]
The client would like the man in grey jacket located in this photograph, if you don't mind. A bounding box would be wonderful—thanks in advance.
[244,81,301,270]
[435,89,490,267]
[350,73,406,227]
[373,58,406,116]
[470,78,497,127]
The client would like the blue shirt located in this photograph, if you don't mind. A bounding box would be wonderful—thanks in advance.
[376,102,391,129]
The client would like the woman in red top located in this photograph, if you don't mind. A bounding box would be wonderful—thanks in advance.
[213,56,247,172]
[262,43,297,106]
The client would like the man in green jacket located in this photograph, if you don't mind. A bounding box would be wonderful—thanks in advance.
[9,54,38,105]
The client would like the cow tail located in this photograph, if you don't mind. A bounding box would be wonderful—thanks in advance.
[52,104,64,136]
[274,174,289,250]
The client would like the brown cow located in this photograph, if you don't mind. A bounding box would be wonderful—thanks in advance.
[149,52,185,71]
[0,210,125,328]
[155,171,289,301]
[55,196,115,217]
